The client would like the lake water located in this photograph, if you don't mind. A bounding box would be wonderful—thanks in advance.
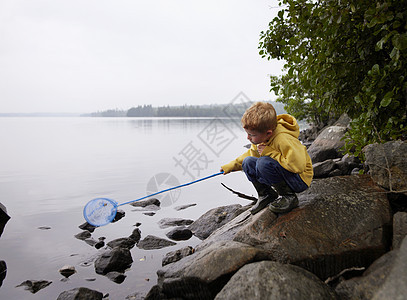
[0,117,258,299]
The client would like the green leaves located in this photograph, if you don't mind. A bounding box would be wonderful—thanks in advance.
[259,0,407,158]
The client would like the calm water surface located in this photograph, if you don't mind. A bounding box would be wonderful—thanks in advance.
[0,117,258,299]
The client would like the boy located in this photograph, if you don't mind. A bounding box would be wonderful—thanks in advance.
[221,102,313,214]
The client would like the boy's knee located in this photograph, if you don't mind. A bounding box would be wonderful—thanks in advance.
[242,156,257,171]
[256,156,278,172]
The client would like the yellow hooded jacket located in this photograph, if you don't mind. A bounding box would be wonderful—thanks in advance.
[221,114,313,186]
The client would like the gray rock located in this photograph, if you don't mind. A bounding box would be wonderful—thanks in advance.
[188,204,245,240]
[165,227,193,241]
[0,202,10,238]
[364,140,407,194]
[106,271,126,283]
[173,203,197,211]
[137,235,176,250]
[78,222,96,233]
[215,261,337,299]
[130,198,160,207]
[313,159,337,178]
[57,287,103,300]
[162,246,195,267]
[373,236,407,299]
[0,260,6,288]
[233,175,392,280]
[94,247,133,275]
[107,237,136,249]
[16,279,52,294]
[74,231,91,240]
[59,265,76,278]
[393,212,407,249]
[307,125,348,163]
[158,218,194,229]
[155,240,269,298]
[129,228,141,243]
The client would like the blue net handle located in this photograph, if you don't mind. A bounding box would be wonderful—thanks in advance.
[117,171,224,207]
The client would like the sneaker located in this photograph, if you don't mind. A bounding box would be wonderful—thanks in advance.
[268,194,298,213]
[250,194,277,215]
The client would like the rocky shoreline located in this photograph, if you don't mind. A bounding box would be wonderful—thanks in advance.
[2,115,406,299]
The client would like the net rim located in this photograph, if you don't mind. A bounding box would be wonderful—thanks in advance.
[83,197,118,227]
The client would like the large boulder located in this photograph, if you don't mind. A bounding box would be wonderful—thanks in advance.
[364,140,407,194]
[188,204,246,240]
[215,261,337,300]
[307,116,349,163]
[152,240,269,299]
[233,175,392,280]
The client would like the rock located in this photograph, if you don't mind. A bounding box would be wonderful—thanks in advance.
[233,175,392,280]
[393,212,407,249]
[143,212,156,216]
[137,235,177,250]
[57,287,103,300]
[364,140,407,194]
[107,237,136,250]
[0,202,10,238]
[59,265,76,278]
[112,209,125,223]
[94,240,105,249]
[165,227,193,241]
[84,238,98,247]
[158,218,194,229]
[94,247,133,275]
[372,236,407,299]
[335,249,397,299]
[162,246,195,267]
[130,198,160,207]
[312,159,337,178]
[74,231,91,240]
[106,271,126,284]
[37,226,51,230]
[0,260,6,288]
[154,240,269,298]
[78,222,96,233]
[188,204,246,240]
[307,125,348,163]
[16,279,52,293]
[129,228,141,243]
[173,204,197,211]
[215,261,337,299]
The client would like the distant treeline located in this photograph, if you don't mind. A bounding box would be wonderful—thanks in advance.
[88,102,286,118]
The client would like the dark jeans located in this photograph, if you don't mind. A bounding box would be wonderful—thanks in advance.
[242,156,308,193]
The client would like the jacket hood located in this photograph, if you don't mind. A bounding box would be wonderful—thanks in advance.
[271,114,300,140]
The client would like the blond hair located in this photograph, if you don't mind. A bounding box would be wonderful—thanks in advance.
[241,102,277,133]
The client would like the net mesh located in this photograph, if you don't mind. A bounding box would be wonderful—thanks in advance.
[83,198,118,227]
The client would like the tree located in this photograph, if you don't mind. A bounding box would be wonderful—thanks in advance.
[259,0,407,157]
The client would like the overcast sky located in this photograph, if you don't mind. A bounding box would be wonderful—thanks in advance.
[0,0,284,113]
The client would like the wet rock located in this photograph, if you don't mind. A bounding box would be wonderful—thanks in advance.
[188,204,246,240]
[158,218,194,229]
[106,271,126,284]
[95,240,105,249]
[129,228,141,243]
[112,209,125,223]
[57,287,103,300]
[78,222,96,233]
[143,212,156,216]
[84,238,98,247]
[94,247,133,275]
[59,265,76,278]
[364,140,407,194]
[16,279,52,294]
[137,235,176,250]
[174,204,197,211]
[0,202,10,238]
[393,212,407,249]
[131,198,160,207]
[215,261,337,299]
[74,231,91,240]
[0,260,6,288]
[165,227,193,241]
[162,246,195,267]
[233,175,392,280]
[37,226,51,230]
[107,237,136,250]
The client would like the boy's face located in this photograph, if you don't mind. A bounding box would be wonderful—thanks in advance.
[244,128,273,145]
